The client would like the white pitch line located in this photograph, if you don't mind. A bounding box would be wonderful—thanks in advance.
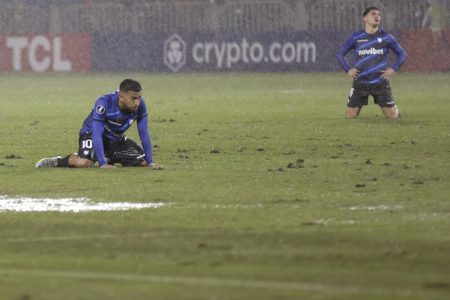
[0,196,166,213]
[0,268,381,295]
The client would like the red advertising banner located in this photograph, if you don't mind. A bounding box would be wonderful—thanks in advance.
[401,29,450,72]
[0,33,91,72]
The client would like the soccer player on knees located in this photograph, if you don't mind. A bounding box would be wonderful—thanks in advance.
[36,79,164,170]
[336,6,407,119]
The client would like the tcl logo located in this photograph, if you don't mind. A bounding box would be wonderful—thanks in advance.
[0,34,91,72]
[6,36,71,72]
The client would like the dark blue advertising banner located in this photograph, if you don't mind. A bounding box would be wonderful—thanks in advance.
[92,32,348,73]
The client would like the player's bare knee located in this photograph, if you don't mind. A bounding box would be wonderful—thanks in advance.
[383,106,400,119]
[346,113,358,119]
[70,156,93,168]
[80,159,94,168]
[385,111,399,119]
[346,108,360,119]
[386,113,400,119]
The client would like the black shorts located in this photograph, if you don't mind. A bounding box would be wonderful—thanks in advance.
[78,133,145,166]
[347,83,396,108]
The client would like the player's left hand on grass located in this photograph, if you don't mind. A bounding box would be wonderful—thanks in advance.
[381,68,395,80]
[148,162,164,170]
[100,164,116,169]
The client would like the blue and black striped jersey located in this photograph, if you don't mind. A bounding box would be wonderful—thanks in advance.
[79,90,148,141]
[79,90,153,166]
[336,29,407,85]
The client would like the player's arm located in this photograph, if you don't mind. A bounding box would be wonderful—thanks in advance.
[336,35,359,79]
[92,120,108,167]
[388,34,407,71]
[137,115,152,165]
[137,117,163,170]
[381,34,407,80]
[336,35,355,73]
[137,101,164,170]
[91,98,109,167]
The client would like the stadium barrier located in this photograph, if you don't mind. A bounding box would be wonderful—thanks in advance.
[2,29,450,73]
[92,31,349,73]
[0,31,349,73]
[5,30,449,73]
[401,29,450,72]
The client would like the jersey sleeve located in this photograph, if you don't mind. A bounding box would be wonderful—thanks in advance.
[92,119,107,166]
[137,98,149,121]
[386,34,407,71]
[137,115,153,165]
[91,97,108,166]
[336,35,355,73]
[92,97,108,122]
[136,99,153,164]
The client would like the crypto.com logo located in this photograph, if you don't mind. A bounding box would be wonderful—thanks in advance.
[163,34,186,72]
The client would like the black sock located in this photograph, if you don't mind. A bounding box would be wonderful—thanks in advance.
[56,155,71,167]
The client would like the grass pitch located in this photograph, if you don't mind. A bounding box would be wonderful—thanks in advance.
[0,72,449,300]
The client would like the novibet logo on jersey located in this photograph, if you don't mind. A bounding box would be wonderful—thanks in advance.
[163,34,187,72]
[358,48,384,56]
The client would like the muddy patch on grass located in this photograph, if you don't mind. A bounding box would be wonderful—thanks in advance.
[5,154,23,159]
[287,159,305,169]
[423,282,450,290]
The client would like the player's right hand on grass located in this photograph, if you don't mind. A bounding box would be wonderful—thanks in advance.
[100,164,116,169]
[149,163,164,170]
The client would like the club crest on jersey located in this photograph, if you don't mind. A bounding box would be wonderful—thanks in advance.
[96,105,106,114]
[377,38,382,43]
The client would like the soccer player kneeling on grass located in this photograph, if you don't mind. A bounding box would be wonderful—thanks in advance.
[336,6,407,119]
[36,79,164,170]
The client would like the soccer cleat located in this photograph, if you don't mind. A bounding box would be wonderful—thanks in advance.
[35,156,62,168]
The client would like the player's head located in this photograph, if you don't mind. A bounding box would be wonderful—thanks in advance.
[118,79,142,112]
[363,6,381,28]
[363,6,380,17]
[119,79,142,93]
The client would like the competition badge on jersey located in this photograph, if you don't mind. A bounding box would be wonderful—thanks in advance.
[96,105,105,114]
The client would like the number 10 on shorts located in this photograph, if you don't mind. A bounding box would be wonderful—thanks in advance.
[82,139,93,149]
